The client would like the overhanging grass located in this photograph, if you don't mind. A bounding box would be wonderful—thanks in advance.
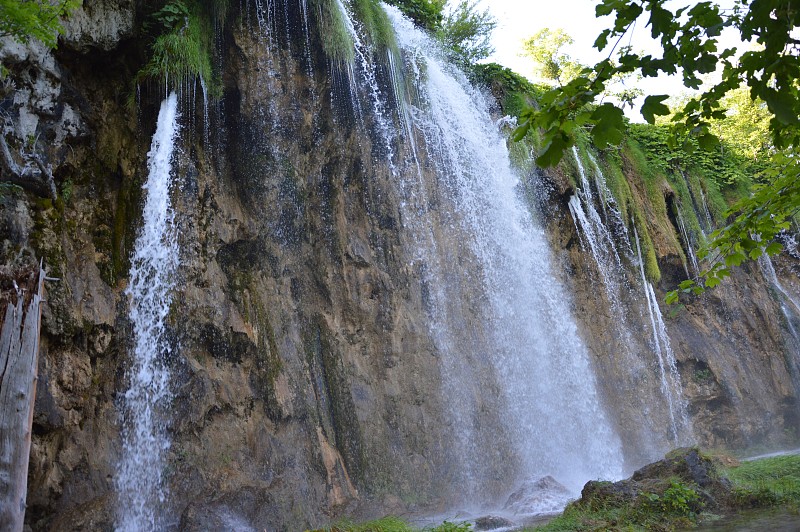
[353,0,397,51]
[312,0,356,64]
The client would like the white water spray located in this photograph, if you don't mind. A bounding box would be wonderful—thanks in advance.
[116,94,180,532]
[386,6,624,507]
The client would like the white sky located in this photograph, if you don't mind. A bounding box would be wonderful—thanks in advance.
[480,0,744,119]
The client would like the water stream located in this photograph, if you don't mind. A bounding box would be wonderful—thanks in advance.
[675,206,700,278]
[115,94,180,532]
[633,226,692,446]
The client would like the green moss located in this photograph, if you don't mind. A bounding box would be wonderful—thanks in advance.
[311,516,472,532]
[633,209,662,283]
[352,0,397,52]
[312,0,355,64]
[533,479,701,531]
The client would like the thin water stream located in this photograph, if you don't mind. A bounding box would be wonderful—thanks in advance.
[115,94,180,532]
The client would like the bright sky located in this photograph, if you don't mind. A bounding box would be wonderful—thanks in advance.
[480,0,744,119]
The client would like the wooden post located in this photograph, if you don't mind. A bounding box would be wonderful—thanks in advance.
[0,264,45,532]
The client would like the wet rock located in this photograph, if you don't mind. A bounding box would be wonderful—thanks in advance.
[504,475,574,515]
[62,0,135,52]
[474,515,514,530]
[575,448,732,514]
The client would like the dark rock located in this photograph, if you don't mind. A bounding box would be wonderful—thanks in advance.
[474,515,514,530]
[575,448,733,514]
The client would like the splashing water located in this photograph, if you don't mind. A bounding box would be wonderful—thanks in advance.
[386,6,624,507]
[116,94,180,532]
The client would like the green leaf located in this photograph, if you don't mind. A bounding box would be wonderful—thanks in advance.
[725,252,747,267]
[665,290,679,305]
[765,242,783,255]
[590,103,625,148]
[763,89,800,125]
[594,29,611,50]
[648,5,673,38]
[679,280,695,290]
[697,133,719,150]
[535,134,570,167]
[705,276,721,288]
[641,95,670,124]
[512,123,530,142]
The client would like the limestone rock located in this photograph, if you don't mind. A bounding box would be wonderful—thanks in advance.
[504,475,574,515]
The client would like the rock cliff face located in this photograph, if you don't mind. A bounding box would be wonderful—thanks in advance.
[1,1,798,530]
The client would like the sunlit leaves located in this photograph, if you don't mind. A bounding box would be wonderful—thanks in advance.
[590,103,625,147]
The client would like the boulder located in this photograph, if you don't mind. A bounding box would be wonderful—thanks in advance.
[504,475,574,515]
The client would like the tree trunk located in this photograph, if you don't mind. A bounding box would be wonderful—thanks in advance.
[0,266,45,532]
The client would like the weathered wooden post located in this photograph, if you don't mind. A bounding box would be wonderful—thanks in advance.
[0,264,46,531]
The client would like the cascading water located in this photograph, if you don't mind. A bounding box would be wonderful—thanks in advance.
[675,206,700,278]
[568,148,629,313]
[385,6,624,508]
[333,0,398,172]
[759,254,800,343]
[699,187,714,234]
[115,94,180,532]
[633,226,692,445]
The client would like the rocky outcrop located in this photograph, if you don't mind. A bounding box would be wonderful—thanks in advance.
[575,448,732,516]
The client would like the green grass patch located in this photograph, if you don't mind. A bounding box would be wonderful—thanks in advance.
[310,516,472,532]
[532,478,702,532]
[135,0,225,96]
[725,455,800,508]
[352,0,397,51]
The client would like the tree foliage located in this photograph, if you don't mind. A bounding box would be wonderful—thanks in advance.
[436,0,496,67]
[0,0,80,48]
[512,0,800,301]
[521,28,583,85]
[384,0,446,32]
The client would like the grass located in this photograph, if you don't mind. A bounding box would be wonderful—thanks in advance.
[135,2,219,96]
[313,0,356,64]
[530,478,701,532]
[726,454,800,508]
[530,454,800,532]
[309,517,472,532]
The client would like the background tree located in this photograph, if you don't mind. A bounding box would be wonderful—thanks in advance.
[521,28,583,85]
[436,0,496,67]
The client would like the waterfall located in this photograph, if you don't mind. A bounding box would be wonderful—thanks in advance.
[568,148,629,313]
[760,254,800,341]
[334,0,398,171]
[633,226,692,445]
[115,94,180,532]
[386,5,624,505]
[699,186,714,235]
[675,207,700,278]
